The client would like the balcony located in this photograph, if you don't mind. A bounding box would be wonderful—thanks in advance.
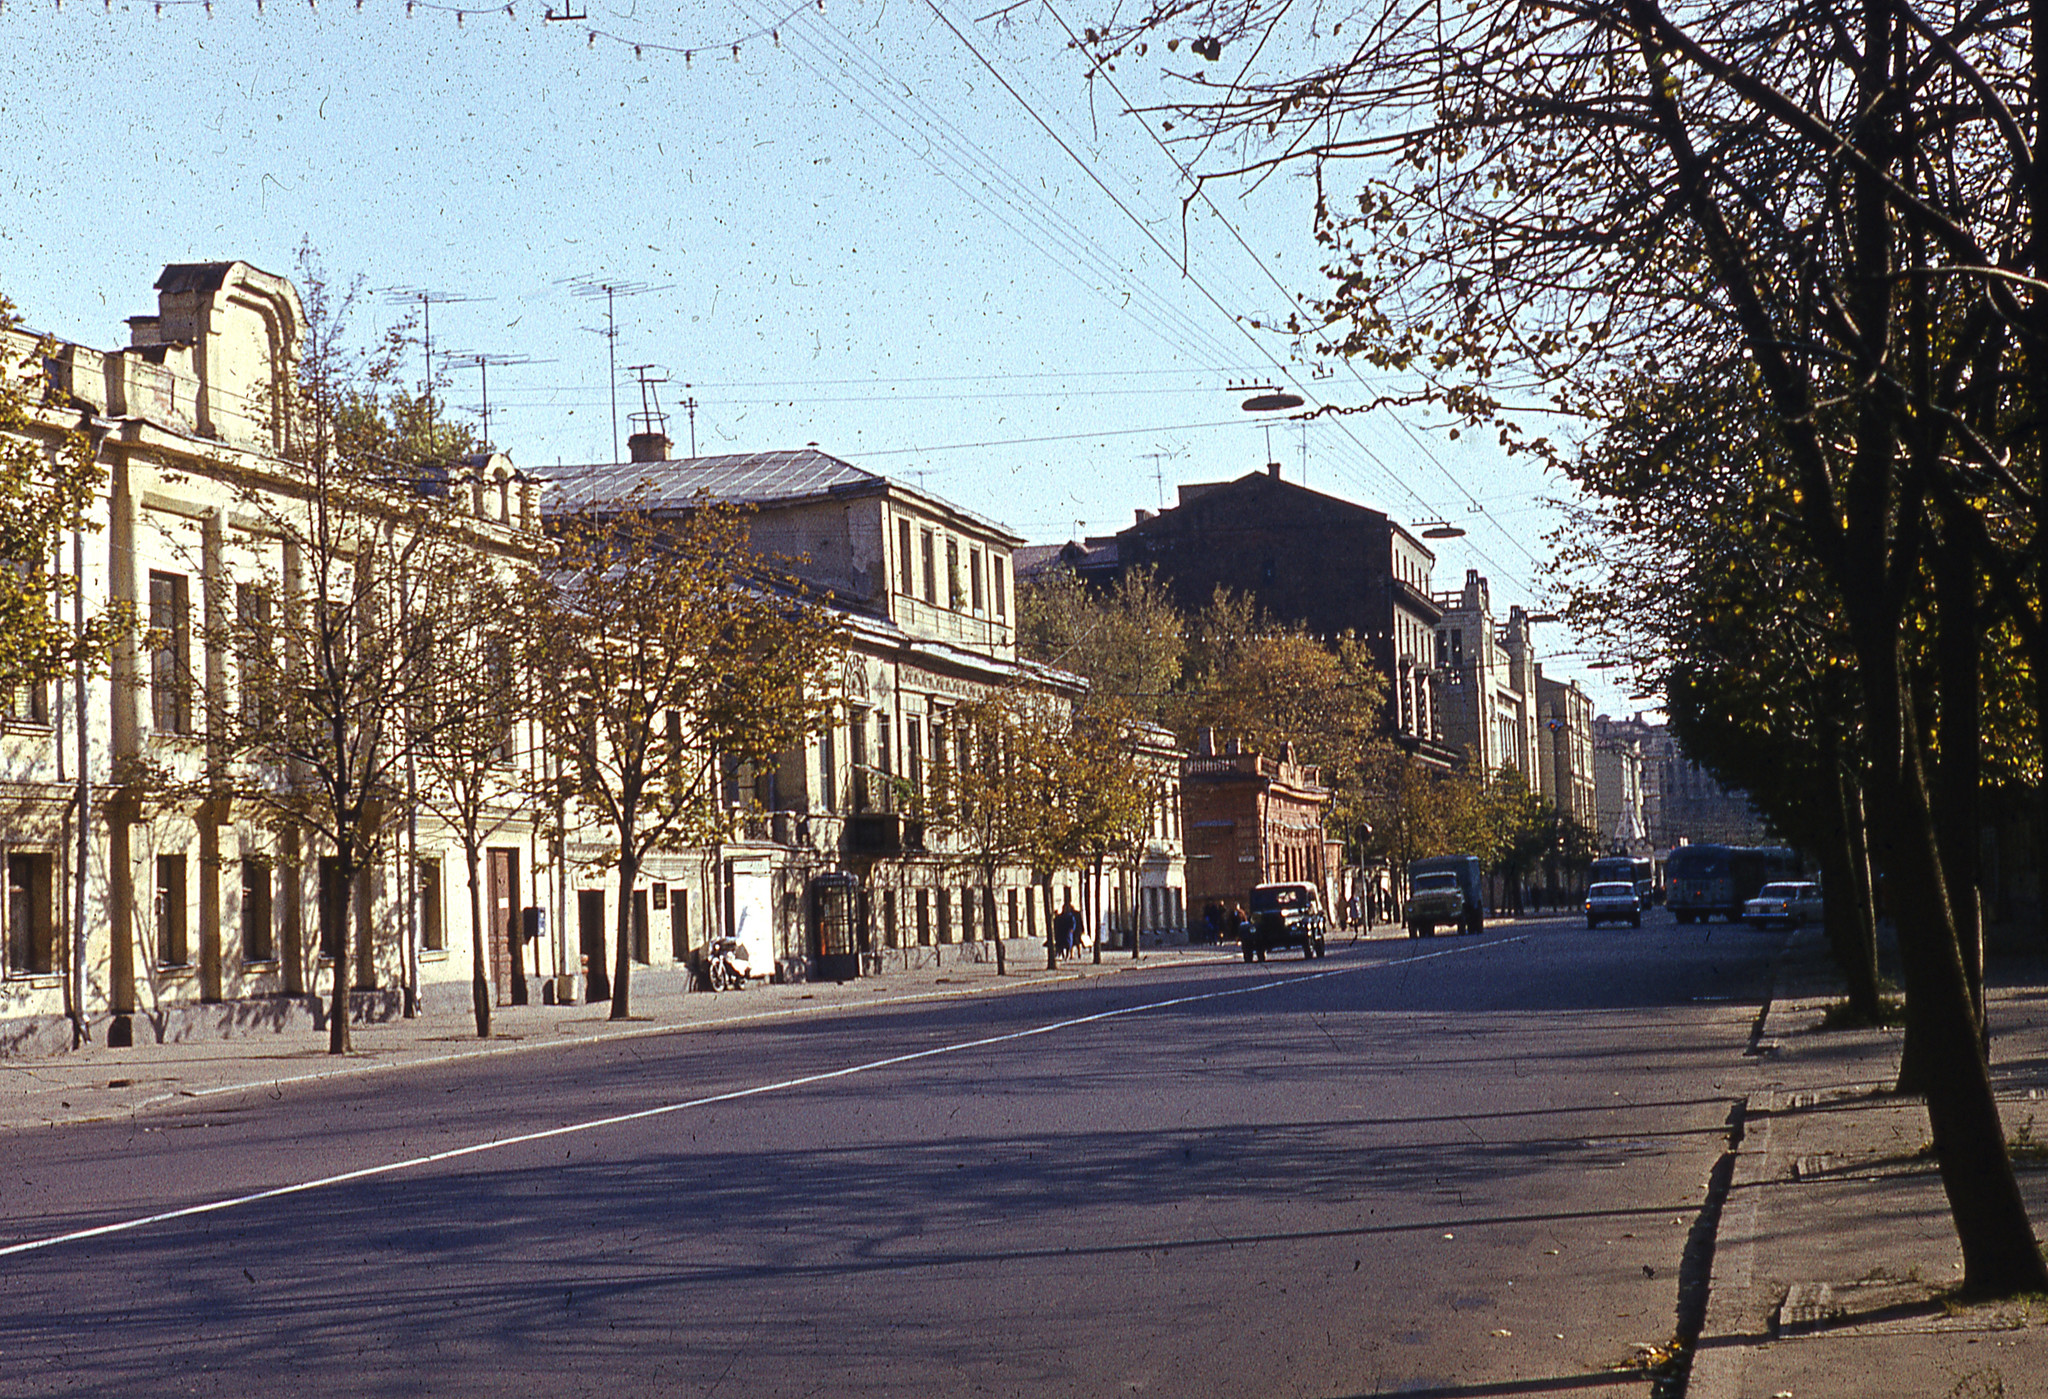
[847,812,926,856]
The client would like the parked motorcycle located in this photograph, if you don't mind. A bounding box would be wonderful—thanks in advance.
[704,933,753,991]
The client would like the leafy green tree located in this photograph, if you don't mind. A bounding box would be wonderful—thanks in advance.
[1079,0,2048,1293]
[530,501,841,1020]
[1015,565,1184,722]
[0,300,114,691]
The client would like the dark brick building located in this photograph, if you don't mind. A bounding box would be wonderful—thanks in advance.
[1074,464,1458,767]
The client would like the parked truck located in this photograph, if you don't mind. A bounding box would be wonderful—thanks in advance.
[1405,855,1486,937]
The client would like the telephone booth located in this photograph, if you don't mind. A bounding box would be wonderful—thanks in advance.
[812,873,862,981]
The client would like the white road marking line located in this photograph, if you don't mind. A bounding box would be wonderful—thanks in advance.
[0,936,1520,1260]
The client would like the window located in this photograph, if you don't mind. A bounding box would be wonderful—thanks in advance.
[149,571,192,734]
[921,530,937,604]
[156,853,188,967]
[946,538,962,608]
[485,637,516,764]
[242,857,275,963]
[818,720,836,813]
[416,858,444,952]
[318,858,348,961]
[905,717,922,794]
[236,583,273,726]
[2,681,47,725]
[5,853,52,976]
[850,708,871,810]
[992,555,1007,618]
[969,547,984,611]
[897,518,914,595]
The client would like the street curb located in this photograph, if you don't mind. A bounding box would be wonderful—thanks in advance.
[0,945,1249,1132]
[1679,928,1823,1399]
[1683,1093,1771,1399]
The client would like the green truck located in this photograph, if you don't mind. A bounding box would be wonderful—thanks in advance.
[1405,855,1486,937]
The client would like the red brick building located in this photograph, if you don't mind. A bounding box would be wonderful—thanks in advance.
[1181,734,1332,922]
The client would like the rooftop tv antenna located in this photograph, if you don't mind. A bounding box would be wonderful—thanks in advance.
[441,351,552,452]
[629,363,671,452]
[561,277,670,467]
[1139,444,1185,510]
[679,386,699,458]
[377,287,489,418]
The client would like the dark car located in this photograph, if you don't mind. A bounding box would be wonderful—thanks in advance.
[1242,882,1328,961]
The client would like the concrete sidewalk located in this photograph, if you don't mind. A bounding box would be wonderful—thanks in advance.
[0,936,1265,1133]
[1690,929,2048,1399]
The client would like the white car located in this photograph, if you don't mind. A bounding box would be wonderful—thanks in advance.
[1744,881,1823,928]
[1584,882,1642,928]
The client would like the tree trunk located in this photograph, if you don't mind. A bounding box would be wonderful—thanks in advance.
[1848,606,2047,1292]
[327,842,355,1055]
[1931,528,1986,1031]
[988,873,1006,975]
[1092,854,1104,965]
[466,842,490,1038]
[1818,759,1881,1022]
[1042,877,1057,970]
[610,847,639,1020]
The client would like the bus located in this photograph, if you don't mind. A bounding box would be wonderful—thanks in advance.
[1588,855,1654,908]
[1665,845,1798,923]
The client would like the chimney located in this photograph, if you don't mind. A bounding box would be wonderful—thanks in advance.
[1267,461,1282,479]
[1134,508,1154,525]
[628,432,672,464]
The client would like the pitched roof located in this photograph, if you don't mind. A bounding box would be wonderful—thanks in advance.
[536,449,878,513]
[534,447,1024,542]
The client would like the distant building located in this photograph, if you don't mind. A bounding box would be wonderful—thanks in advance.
[538,442,1184,973]
[1536,675,1597,827]
[1594,714,1768,849]
[1433,570,1539,781]
[1180,732,1331,922]
[1591,717,1649,854]
[1054,463,1458,768]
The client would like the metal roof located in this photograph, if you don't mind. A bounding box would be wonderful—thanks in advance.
[536,449,879,513]
[534,447,1023,542]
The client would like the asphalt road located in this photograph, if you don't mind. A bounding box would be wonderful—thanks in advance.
[0,911,1785,1397]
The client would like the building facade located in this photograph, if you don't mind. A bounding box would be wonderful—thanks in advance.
[1433,570,1541,783]
[537,442,1185,977]
[2,262,560,1052]
[1067,464,1458,768]
[1535,675,1597,828]
[1591,716,1650,854]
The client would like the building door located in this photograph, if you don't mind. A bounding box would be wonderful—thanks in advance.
[487,848,522,1006]
[578,888,609,1002]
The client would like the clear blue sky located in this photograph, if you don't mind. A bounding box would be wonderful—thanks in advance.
[0,0,1644,716]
